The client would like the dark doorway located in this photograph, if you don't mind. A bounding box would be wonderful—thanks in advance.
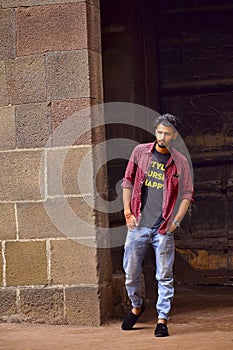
[100,0,233,314]
[157,1,233,284]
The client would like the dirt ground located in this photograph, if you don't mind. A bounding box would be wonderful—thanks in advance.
[0,285,233,350]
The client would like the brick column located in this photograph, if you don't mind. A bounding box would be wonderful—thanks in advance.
[0,0,112,325]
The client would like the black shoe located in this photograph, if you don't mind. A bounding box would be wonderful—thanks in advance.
[121,304,145,330]
[154,323,169,337]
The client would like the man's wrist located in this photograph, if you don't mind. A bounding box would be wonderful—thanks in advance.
[173,219,180,228]
[124,212,132,219]
[124,207,131,216]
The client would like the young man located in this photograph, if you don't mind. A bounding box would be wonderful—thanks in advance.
[121,114,193,337]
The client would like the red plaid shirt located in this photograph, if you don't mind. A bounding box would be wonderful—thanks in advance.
[121,141,194,234]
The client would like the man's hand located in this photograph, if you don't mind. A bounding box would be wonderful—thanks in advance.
[124,212,138,230]
[123,188,138,229]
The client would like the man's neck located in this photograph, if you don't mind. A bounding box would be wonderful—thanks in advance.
[155,143,170,154]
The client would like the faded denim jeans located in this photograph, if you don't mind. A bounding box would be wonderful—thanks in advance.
[123,226,175,320]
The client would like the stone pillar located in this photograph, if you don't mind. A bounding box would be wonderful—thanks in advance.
[0,0,112,325]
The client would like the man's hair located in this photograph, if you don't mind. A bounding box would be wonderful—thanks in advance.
[153,113,181,131]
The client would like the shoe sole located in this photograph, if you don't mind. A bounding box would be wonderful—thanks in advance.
[155,333,169,337]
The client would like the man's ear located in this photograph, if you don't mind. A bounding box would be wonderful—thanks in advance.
[173,132,178,140]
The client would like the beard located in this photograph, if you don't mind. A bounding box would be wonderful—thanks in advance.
[157,142,167,148]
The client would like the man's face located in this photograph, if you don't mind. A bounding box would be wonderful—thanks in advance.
[155,124,177,149]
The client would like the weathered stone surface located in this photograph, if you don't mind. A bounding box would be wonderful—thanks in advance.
[17,3,88,56]
[66,196,96,230]
[15,102,51,148]
[88,50,103,101]
[20,288,65,324]
[98,283,113,323]
[65,286,100,325]
[0,246,2,286]
[0,203,16,240]
[0,61,9,106]
[46,50,89,100]
[17,201,65,239]
[0,8,15,60]
[6,241,47,286]
[0,150,44,201]
[51,98,92,146]
[3,0,100,8]
[97,248,112,284]
[0,289,17,320]
[6,55,46,105]
[50,240,98,285]
[18,197,96,242]
[111,273,129,317]
[47,147,93,196]
[86,3,101,53]
[0,106,16,150]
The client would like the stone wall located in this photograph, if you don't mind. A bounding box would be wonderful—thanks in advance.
[0,0,112,325]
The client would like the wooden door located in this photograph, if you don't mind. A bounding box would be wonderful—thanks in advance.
[157,0,233,283]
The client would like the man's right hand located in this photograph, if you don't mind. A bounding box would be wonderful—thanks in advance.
[124,212,138,229]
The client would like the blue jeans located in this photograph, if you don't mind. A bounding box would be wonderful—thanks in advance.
[123,226,175,320]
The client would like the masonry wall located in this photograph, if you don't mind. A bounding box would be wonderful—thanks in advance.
[0,0,112,325]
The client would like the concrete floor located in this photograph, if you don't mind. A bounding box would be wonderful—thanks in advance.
[0,285,233,350]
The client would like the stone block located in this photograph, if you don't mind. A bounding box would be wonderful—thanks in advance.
[0,203,16,240]
[20,197,96,242]
[17,3,89,56]
[97,248,112,284]
[0,61,9,106]
[47,147,93,196]
[99,283,113,323]
[51,98,93,146]
[46,50,89,100]
[0,9,15,60]
[86,3,101,53]
[0,106,16,150]
[111,273,128,309]
[6,241,47,286]
[65,197,96,235]
[65,286,100,325]
[50,240,98,285]
[17,200,65,239]
[0,289,17,320]
[15,102,51,148]
[0,246,2,286]
[20,287,64,324]
[6,55,46,105]
[3,0,99,8]
[0,150,44,201]
[88,50,103,101]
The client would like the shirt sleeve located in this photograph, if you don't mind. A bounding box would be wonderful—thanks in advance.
[180,159,194,202]
[121,146,139,189]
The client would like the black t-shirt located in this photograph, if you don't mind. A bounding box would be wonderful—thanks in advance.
[140,148,170,228]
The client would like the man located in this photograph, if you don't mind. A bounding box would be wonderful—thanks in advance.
[121,114,193,337]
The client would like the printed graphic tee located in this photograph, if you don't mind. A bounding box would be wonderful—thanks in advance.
[140,148,170,228]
